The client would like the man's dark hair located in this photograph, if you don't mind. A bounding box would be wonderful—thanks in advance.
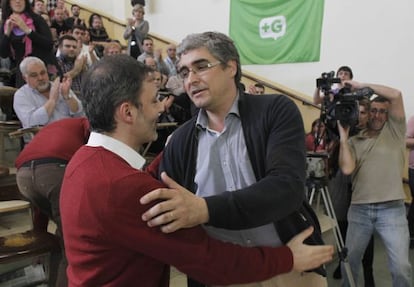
[371,96,390,104]
[81,54,152,133]
[58,34,77,46]
[359,98,371,110]
[72,24,86,31]
[141,36,153,45]
[239,83,246,91]
[254,83,265,89]
[71,4,80,10]
[336,66,353,79]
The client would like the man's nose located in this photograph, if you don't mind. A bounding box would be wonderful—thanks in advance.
[186,69,201,83]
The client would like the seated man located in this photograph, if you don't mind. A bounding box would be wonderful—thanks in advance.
[60,54,333,286]
[13,57,83,131]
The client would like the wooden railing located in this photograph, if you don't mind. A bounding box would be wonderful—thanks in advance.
[65,0,128,45]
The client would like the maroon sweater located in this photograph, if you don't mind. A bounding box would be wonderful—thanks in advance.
[15,117,90,168]
[61,146,293,287]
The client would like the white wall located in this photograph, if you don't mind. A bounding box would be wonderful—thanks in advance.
[78,0,414,119]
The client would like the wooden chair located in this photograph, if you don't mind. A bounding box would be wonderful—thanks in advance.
[0,86,22,165]
[0,187,60,285]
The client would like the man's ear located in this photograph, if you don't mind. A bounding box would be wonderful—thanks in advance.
[226,60,237,78]
[117,102,135,124]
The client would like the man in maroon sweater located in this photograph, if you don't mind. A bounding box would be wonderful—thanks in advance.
[60,54,333,286]
[15,117,90,286]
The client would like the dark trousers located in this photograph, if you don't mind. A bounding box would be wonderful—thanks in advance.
[16,162,67,287]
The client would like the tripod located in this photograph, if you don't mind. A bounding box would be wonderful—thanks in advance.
[307,176,356,287]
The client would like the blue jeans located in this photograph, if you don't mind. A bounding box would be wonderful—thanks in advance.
[342,200,412,287]
[408,168,414,237]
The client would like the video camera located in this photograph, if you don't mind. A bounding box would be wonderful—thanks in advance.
[316,71,374,139]
[316,71,341,93]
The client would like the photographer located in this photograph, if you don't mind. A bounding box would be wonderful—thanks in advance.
[338,80,412,287]
[312,67,377,285]
[329,98,376,286]
[313,66,353,105]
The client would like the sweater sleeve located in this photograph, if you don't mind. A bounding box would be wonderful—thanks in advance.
[106,172,294,285]
[0,23,11,58]
[29,14,55,51]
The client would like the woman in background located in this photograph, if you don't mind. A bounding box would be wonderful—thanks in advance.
[0,0,58,87]
[88,13,109,42]
[305,118,326,152]
[123,4,149,59]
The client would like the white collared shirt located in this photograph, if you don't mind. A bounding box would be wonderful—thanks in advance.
[86,132,145,170]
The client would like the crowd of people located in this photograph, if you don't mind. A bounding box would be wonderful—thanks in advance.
[0,0,126,88]
[0,1,412,287]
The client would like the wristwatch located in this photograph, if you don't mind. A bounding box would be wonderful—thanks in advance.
[63,92,73,100]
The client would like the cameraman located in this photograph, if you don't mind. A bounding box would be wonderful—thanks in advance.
[338,81,412,287]
[313,66,353,105]
[329,98,376,286]
[313,67,377,285]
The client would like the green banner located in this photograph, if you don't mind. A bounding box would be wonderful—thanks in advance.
[230,0,325,64]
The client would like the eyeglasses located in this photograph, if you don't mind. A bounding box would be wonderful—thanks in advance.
[178,60,221,80]
[370,108,388,115]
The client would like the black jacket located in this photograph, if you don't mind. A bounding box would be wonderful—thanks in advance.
[160,92,326,282]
